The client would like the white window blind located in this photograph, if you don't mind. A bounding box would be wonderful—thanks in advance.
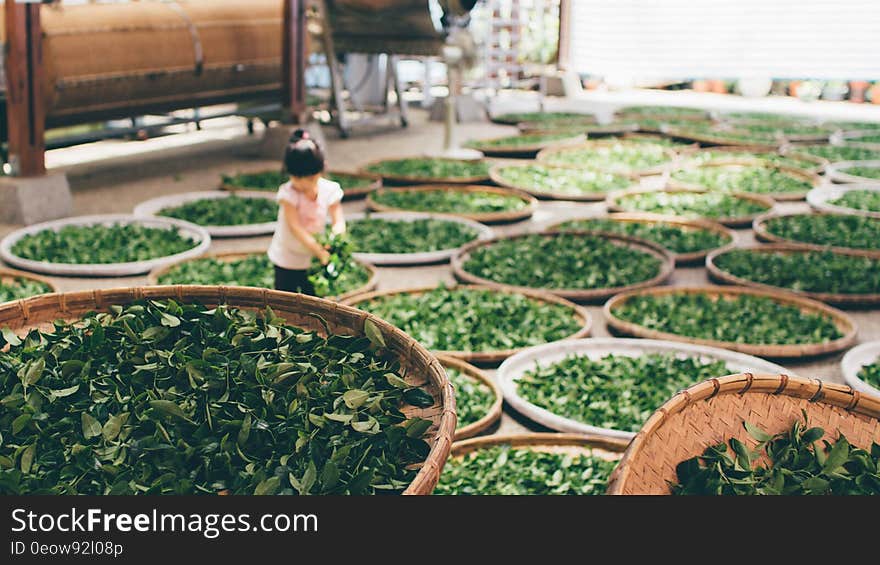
[566,0,880,80]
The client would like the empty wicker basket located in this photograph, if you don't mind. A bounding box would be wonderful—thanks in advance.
[607,373,880,495]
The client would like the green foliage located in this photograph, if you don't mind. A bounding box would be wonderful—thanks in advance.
[856,360,880,391]
[220,171,375,192]
[348,217,479,255]
[464,133,578,150]
[0,300,432,495]
[371,188,526,215]
[0,278,53,303]
[687,150,820,172]
[363,158,490,181]
[159,196,277,226]
[615,191,769,219]
[794,145,880,162]
[836,166,880,180]
[307,232,370,297]
[762,214,880,251]
[555,218,730,255]
[616,106,706,118]
[540,141,673,173]
[491,111,595,125]
[493,164,632,197]
[447,368,495,430]
[671,165,812,195]
[829,190,880,212]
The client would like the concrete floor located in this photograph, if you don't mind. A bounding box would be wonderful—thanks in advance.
[2,107,878,436]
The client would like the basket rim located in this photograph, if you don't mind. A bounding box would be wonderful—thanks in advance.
[660,125,784,148]
[0,285,455,496]
[535,139,680,176]
[145,248,379,302]
[605,186,776,228]
[752,211,880,258]
[341,283,593,364]
[603,284,858,358]
[545,212,736,265]
[450,230,676,302]
[435,354,503,441]
[706,242,880,306]
[359,157,492,185]
[450,432,630,459]
[365,184,537,224]
[666,161,820,202]
[219,168,382,198]
[132,190,278,237]
[488,162,639,202]
[606,372,880,495]
[824,160,880,184]
[488,111,598,126]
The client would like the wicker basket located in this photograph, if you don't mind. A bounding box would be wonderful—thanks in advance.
[546,212,736,266]
[133,190,278,238]
[666,162,820,202]
[707,243,880,307]
[831,130,880,151]
[220,169,382,200]
[752,211,880,259]
[686,145,827,175]
[0,268,58,304]
[435,354,503,441]
[535,140,679,177]
[607,373,880,495]
[464,133,585,158]
[488,112,597,126]
[806,184,880,219]
[360,158,491,185]
[0,286,455,496]
[622,133,701,154]
[451,230,675,303]
[661,126,783,148]
[517,122,639,137]
[342,284,592,364]
[604,285,858,358]
[488,162,639,202]
[146,249,379,302]
[606,187,776,228]
[366,185,537,224]
[825,160,880,184]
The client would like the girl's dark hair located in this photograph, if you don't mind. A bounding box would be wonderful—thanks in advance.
[284,128,325,177]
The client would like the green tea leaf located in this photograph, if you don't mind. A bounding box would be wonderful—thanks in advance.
[81,413,102,439]
[363,319,386,349]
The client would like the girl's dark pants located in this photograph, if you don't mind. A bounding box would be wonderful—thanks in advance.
[274,265,316,295]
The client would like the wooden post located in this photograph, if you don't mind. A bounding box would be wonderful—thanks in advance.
[5,0,46,177]
[281,0,307,123]
[557,0,571,71]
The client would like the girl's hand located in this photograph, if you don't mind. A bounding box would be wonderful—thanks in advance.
[317,249,331,265]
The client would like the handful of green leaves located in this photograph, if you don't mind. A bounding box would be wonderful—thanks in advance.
[462,233,663,290]
[371,188,526,215]
[614,292,843,345]
[555,218,730,255]
[0,299,434,495]
[159,196,277,227]
[493,164,632,197]
[355,286,583,354]
[615,191,770,220]
[433,445,616,495]
[671,165,812,195]
[762,214,880,251]
[829,190,880,213]
[0,277,53,304]
[517,353,731,433]
[307,231,369,297]
[713,249,880,295]
[10,223,198,265]
[447,368,495,430]
[364,158,490,181]
[348,217,480,255]
[672,415,880,495]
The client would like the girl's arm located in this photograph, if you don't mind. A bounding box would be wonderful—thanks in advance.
[281,201,330,264]
[329,201,346,235]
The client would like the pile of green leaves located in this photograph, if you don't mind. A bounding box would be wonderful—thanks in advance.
[493,164,632,197]
[671,165,812,195]
[462,233,662,290]
[540,141,673,173]
[614,292,843,345]
[793,145,880,162]
[713,249,880,295]
[723,111,807,122]
[616,105,706,118]
[221,171,375,192]
[518,353,731,432]
[0,278,53,303]
[554,218,730,255]
[672,415,880,495]
[159,196,277,227]
[687,150,819,173]
[826,121,880,131]
[307,232,370,297]
[157,255,273,289]
[0,299,435,495]
[632,118,712,132]
[846,133,880,144]
[11,224,198,265]
[836,165,880,180]
[433,445,616,495]
[615,191,770,220]
[668,124,779,145]
[371,188,526,215]
[447,368,495,430]
[762,214,880,251]
[856,359,880,391]
[356,286,582,354]
[347,217,479,255]
[464,133,577,150]
[363,158,490,181]
[491,111,595,125]
[733,121,834,139]
[829,190,880,213]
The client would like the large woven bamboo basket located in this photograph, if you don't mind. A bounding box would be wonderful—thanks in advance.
[604,285,858,358]
[686,145,827,175]
[606,187,776,228]
[146,249,379,302]
[464,133,585,158]
[488,112,598,126]
[0,286,455,496]
[488,162,639,202]
[666,162,820,202]
[517,122,639,137]
[0,268,58,304]
[366,185,537,224]
[360,158,491,185]
[622,133,701,154]
[132,190,279,237]
[546,212,736,266]
[435,354,503,441]
[660,126,783,148]
[342,284,592,364]
[752,211,880,259]
[451,230,675,303]
[219,169,382,200]
[706,243,880,307]
[536,140,679,177]
[806,183,880,219]
[607,373,880,495]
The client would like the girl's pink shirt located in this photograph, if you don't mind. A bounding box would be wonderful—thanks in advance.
[267,177,344,269]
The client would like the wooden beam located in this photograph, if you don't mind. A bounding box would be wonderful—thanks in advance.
[281,0,307,123]
[5,1,46,177]
[557,0,571,71]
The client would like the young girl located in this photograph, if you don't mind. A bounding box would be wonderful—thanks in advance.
[267,129,346,295]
